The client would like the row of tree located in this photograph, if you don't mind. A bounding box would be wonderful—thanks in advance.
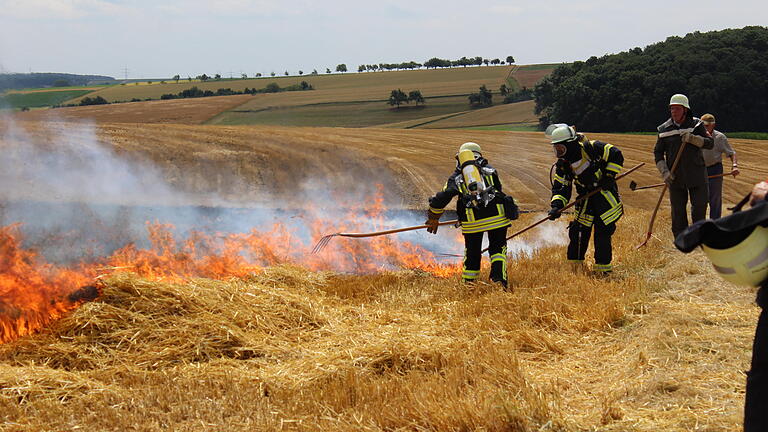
[388,89,425,108]
[160,81,313,100]
[359,56,515,73]
[534,26,768,132]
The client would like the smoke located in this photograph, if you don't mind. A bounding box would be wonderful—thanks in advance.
[0,115,561,272]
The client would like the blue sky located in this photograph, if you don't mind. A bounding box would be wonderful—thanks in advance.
[0,0,765,79]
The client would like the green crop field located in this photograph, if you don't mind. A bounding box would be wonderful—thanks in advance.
[0,90,95,109]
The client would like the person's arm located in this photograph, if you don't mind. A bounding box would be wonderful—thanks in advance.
[548,164,572,220]
[722,134,739,176]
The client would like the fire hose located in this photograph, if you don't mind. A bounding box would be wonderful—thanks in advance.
[312,163,644,255]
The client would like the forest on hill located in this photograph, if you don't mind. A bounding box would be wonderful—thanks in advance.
[534,26,768,132]
[0,73,115,91]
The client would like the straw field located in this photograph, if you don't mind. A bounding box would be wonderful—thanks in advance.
[1,120,762,430]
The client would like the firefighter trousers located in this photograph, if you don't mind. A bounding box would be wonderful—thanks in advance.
[745,287,768,431]
[462,226,507,287]
[669,182,708,238]
[567,218,616,272]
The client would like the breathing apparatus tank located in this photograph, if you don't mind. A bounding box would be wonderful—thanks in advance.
[457,149,490,208]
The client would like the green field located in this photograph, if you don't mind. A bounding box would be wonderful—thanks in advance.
[0,90,94,109]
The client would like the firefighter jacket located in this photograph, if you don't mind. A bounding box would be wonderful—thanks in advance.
[551,138,624,228]
[428,158,512,234]
[654,115,714,188]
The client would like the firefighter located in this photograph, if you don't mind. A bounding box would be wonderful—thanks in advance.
[654,94,714,237]
[675,183,768,431]
[546,125,624,275]
[425,142,518,289]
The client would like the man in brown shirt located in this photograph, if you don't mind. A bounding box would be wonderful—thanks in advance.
[701,113,739,219]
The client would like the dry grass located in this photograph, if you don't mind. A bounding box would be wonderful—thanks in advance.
[0,211,756,431]
[0,121,760,430]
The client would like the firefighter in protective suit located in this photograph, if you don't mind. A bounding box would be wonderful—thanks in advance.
[675,183,768,431]
[425,142,518,288]
[547,125,624,274]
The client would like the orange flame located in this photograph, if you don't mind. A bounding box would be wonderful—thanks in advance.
[1,189,463,343]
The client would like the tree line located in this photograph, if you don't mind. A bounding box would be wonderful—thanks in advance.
[534,26,768,132]
[359,56,514,73]
[160,81,313,100]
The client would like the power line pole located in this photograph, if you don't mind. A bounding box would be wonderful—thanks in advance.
[122,66,129,81]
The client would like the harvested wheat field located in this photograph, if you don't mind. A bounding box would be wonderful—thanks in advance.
[0,119,764,431]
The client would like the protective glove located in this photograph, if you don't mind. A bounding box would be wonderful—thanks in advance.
[681,131,705,148]
[597,172,616,190]
[504,195,519,220]
[656,160,674,184]
[425,210,441,234]
[547,205,562,221]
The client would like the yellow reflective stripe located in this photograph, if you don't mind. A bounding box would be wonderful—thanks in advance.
[490,253,505,262]
[594,263,612,272]
[553,173,569,185]
[462,269,480,280]
[497,204,504,217]
[462,214,508,227]
[485,175,495,186]
[552,195,568,205]
[442,182,449,192]
[602,143,613,161]
[572,158,589,175]
[429,206,445,214]
[601,190,619,207]
[606,162,622,173]
[466,208,476,222]
[601,203,623,225]
[462,219,511,234]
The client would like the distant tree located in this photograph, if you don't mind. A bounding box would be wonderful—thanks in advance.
[198,74,210,82]
[80,96,109,106]
[506,55,515,64]
[265,82,281,93]
[503,86,533,104]
[270,71,276,77]
[20,106,30,112]
[326,68,331,74]
[473,56,483,66]
[388,89,409,108]
[499,84,510,96]
[241,73,248,79]
[358,64,366,73]
[53,79,70,87]
[408,90,425,105]
[483,59,490,66]
[284,71,289,76]
[298,70,303,75]
[491,59,501,65]
[468,85,493,107]
[214,73,222,80]
[147,81,152,84]
[173,74,180,83]
[336,64,347,73]
[256,73,262,77]
[312,69,318,75]
[187,76,192,82]
[160,81,166,84]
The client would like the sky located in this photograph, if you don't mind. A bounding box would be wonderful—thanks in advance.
[0,0,766,79]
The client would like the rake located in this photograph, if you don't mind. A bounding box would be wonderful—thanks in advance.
[311,219,459,253]
[629,171,737,191]
[637,135,693,248]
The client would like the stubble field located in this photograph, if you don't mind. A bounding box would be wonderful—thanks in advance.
[0,119,764,431]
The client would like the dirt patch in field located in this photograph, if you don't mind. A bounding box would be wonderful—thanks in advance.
[13,94,254,124]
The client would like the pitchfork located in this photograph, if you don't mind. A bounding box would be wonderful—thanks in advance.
[312,219,459,253]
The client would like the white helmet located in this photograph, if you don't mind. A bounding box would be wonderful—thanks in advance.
[459,142,481,154]
[701,225,768,287]
[547,124,577,144]
[669,94,690,109]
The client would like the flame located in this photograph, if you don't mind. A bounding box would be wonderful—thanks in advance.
[1,188,466,343]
